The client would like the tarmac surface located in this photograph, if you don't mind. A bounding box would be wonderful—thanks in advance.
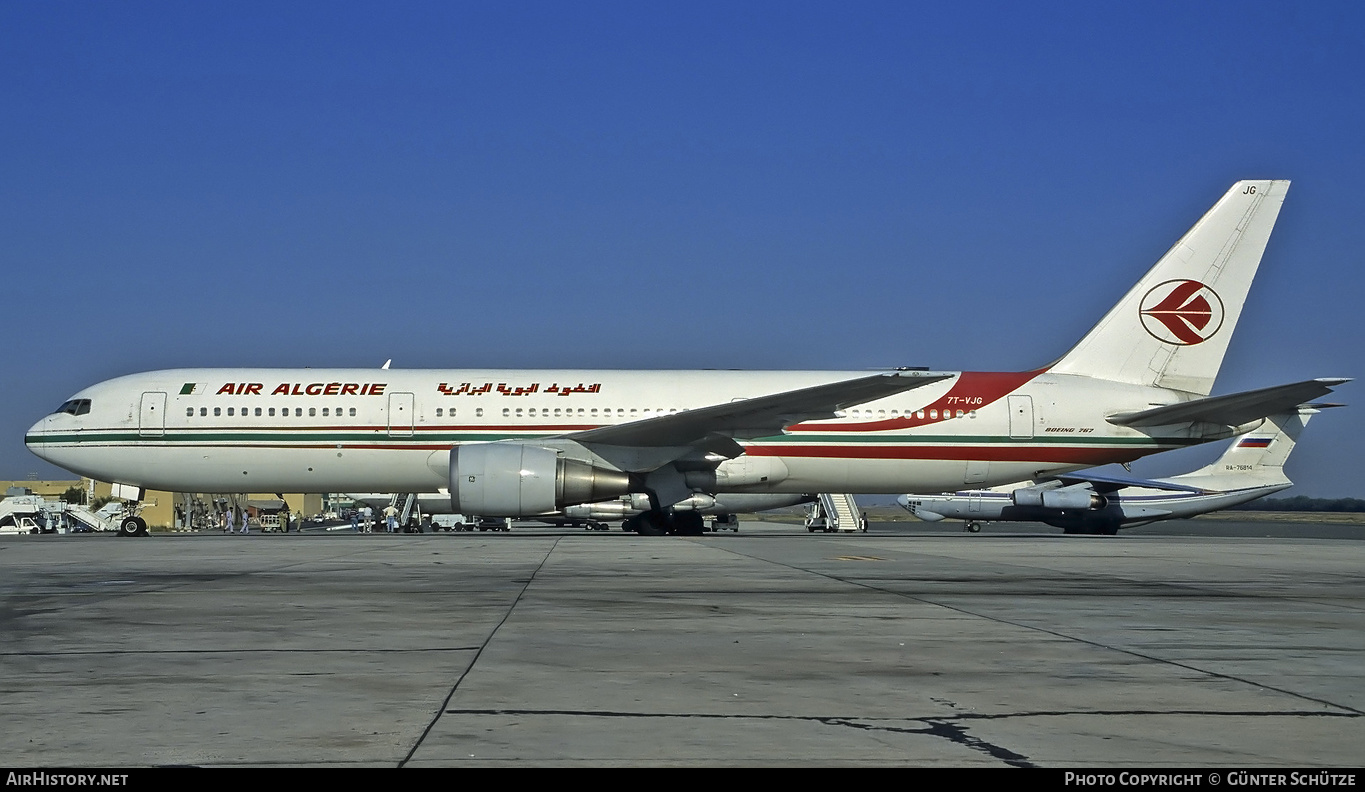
[1,517,1361,767]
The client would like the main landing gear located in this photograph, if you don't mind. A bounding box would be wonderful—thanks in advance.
[964,521,982,533]
[622,511,706,536]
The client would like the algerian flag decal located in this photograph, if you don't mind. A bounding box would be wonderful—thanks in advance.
[179,383,206,395]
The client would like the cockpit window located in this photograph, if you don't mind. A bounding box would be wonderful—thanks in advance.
[53,399,92,416]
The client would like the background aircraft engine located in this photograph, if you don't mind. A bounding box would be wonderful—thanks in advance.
[451,443,632,516]
[1012,485,1105,510]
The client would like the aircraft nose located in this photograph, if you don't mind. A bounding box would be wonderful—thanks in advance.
[895,495,909,508]
[25,415,50,461]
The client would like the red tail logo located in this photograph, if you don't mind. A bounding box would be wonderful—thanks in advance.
[1139,280,1224,346]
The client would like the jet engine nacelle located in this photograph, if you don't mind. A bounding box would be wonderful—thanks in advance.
[562,501,632,520]
[451,442,632,516]
[1012,484,1104,510]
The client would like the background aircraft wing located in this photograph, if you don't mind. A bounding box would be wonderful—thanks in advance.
[564,371,952,450]
[1106,378,1349,428]
[1051,471,1206,494]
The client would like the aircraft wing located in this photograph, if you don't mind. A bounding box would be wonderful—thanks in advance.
[1052,471,1206,494]
[1106,378,1350,428]
[564,371,953,450]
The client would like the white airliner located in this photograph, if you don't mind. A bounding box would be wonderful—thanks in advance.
[25,180,1349,536]
[898,404,1335,534]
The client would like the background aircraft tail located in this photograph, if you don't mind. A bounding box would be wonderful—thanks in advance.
[1172,404,1331,488]
[1049,180,1290,395]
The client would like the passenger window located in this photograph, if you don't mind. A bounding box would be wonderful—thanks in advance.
[475,408,482,418]
[227,407,234,416]
[200,407,207,417]
[295,408,302,417]
[929,409,938,419]
[349,408,356,417]
[435,408,442,418]
[269,408,275,417]
[255,407,262,417]
[309,408,316,417]
[186,408,194,417]
[214,407,221,417]
[322,407,329,417]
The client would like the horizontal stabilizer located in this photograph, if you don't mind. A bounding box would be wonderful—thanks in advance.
[568,371,952,448]
[1106,378,1349,428]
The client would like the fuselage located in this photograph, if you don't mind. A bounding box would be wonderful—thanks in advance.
[26,367,1227,496]
[901,481,1291,530]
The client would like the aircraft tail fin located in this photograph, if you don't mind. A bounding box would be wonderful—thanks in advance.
[1175,403,1335,485]
[1049,180,1289,395]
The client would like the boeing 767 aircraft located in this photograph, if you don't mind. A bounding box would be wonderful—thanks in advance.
[25,180,1348,535]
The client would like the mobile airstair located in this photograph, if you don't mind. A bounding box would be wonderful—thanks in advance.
[805,493,865,533]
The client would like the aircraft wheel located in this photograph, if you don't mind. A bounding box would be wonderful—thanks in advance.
[633,513,668,536]
[966,522,981,533]
[119,517,147,537]
[672,512,705,536]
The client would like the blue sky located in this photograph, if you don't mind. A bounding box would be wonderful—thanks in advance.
[2,2,1361,497]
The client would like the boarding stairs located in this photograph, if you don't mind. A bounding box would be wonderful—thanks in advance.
[806,493,864,533]
[390,494,418,528]
[63,504,115,532]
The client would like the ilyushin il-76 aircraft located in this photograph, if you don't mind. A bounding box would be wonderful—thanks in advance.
[898,404,1336,535]
[26,180,1349,536]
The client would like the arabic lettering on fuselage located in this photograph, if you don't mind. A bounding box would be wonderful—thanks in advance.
[436,382,602,397]
[216,383,388,396]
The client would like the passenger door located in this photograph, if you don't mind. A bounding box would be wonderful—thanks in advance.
[139,392,166,437]
[388,392,414,437]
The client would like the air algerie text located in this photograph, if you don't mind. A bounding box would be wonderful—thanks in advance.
[215,383,388,396]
